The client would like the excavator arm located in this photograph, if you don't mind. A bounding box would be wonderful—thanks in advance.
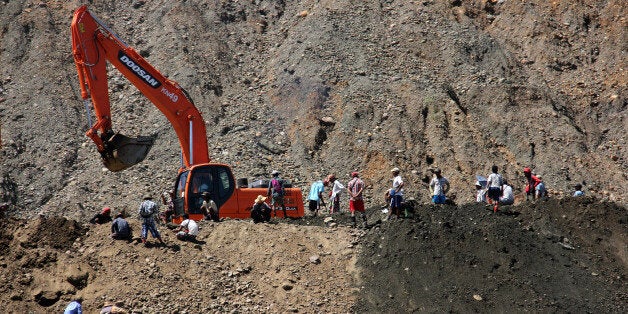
[71,5,210,171]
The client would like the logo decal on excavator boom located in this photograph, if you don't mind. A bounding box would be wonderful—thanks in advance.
[118,51,161,88]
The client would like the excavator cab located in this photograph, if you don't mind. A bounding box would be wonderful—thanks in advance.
[172,164,236,220]
[101,133,155,172]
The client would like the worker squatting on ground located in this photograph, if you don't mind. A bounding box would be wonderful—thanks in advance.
[347,171,368,228]
[475,180,487,203]
[110,211,132,240]
[486,165,504,212]
[251,195,272,223]
[307,178,327,217]
[429,168,449,205]
[100,301,129,314]
[267,170,287,218]
[327,174,345,214]
[138,195,165,246]
[499,179,514,205]
[90,207,112,224]
[64,299,83,314]
[175,214,199,242]
[200,192,219,222]
[573,183,585,197]
[388,167,404,220]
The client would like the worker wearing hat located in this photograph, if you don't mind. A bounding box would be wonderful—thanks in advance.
[388,167,404,220]
[89,206,113,224]
[251,195,272,223]
[138,195,165,246]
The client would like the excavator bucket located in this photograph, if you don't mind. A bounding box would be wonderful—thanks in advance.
[102,133,155,172]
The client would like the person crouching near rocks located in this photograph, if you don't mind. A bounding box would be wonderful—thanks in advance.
[499,179,515,206]
[110,211,132,241]
[175,214,199,242]
[251,195,272,223]
[90,207,112,224]
[347,171,368,228]
[200,192,219,222]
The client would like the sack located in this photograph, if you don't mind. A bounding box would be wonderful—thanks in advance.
[271,179,284,196]
[139,201,156,218]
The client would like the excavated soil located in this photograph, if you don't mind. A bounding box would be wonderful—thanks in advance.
[353,198,627,313]
[0,197,625,313]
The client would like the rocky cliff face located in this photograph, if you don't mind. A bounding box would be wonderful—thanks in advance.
[0,0,625,218]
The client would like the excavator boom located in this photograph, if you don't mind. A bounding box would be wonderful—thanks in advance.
[71,5,209,171]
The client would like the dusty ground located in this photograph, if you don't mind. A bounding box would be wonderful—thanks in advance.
[0,197,625,313]
[0,215,362,313]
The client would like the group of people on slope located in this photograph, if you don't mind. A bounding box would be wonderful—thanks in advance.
[475,165,515,212]
[305,171,367,228]
[88,193,205,247]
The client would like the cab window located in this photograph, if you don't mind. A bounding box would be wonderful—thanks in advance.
[217,168,232,199]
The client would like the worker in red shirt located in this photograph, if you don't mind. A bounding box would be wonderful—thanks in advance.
[524,167,542,201]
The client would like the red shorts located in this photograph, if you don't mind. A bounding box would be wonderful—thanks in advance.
[349,199,365,213]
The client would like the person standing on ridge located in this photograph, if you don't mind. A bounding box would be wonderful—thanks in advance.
[160,190,175,224]
[429,168,449,205]
[535,175,548,199]
[486,165,503,212]
[307,178,326,217]
[138,195,165,247]
[388,167,404,220]
[267,170,287,218]
[327,174,345,214]
[347,171,367,228]
[475,181,487,203]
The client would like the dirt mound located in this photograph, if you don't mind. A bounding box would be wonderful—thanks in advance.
[353,197,627,313]
[15,216,86,251]
[0,215,361,312]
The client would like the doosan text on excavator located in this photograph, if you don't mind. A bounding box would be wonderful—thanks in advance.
[71,5,304,221]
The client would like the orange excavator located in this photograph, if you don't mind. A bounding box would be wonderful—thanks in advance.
[71,6,303,221]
